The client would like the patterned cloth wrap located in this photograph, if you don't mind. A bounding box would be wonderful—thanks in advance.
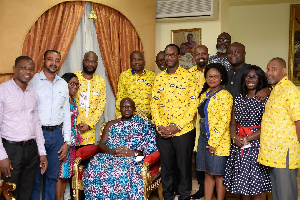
[83,115,157,199]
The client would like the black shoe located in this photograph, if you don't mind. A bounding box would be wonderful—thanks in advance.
[190,189,204,199]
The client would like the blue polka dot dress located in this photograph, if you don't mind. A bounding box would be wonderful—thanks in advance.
[223,94,272,195]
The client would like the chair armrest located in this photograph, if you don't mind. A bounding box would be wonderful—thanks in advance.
[144,151,160,165]
[141,151,161,185]
[72,144,99,191]
[75,145,99,160]
[1,180,16,200]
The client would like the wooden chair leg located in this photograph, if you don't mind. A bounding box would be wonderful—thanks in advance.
[73,189,81,200]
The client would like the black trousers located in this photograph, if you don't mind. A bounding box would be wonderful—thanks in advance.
[1,140,39,200]
[156,129,195,200]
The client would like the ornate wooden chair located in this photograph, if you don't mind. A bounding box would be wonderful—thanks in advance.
[72,109,162,200]
[0,180,16,200]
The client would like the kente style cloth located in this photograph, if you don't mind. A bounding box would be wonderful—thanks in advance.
[59,98,83,179]
[83,115,157,199]
[224,94,271,195]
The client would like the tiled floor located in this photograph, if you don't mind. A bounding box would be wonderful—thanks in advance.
[63,165,299,200]
[149,185,273,200]
[149,167,276,200]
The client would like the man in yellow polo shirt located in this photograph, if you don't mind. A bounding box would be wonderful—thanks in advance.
[151,44,198,200]
[115,51,155,118]
[188,44,209,199]
[189,45,208,97]
[258,57,300,200]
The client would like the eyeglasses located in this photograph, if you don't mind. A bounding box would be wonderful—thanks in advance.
[165,53,177,58]
[206,75,220,80]
[217,38,231,43]
[69,82,79,87]
[245,76,258,81]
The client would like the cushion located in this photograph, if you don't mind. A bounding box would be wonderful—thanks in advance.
[144,151,160,165]
[76,145,99,160]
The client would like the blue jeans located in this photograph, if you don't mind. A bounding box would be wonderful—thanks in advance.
[196,120,228,175]
[31,127,64,200]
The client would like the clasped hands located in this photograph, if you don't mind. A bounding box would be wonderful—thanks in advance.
[158,125,178,138]
[233,135,249,148]
[111,146,136,157]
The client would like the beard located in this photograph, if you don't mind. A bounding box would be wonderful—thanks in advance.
[198,61,206,67]
[216,44,228,54]
[218,48,227,54]
[44,64,58,74]
[83,65,96,75]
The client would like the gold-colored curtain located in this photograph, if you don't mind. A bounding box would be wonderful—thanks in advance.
[92,3,143,96]
[0,74,14,84]
[22,1,85,74]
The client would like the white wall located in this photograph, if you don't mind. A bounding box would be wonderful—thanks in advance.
[154,0,230,73]
[155,20,221,73]
[228,3,291,71]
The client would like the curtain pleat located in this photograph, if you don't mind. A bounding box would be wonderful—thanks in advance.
[92,3,143,96]
[21,1,85,73]
[0,74,14,83]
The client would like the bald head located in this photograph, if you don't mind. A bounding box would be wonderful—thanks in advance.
[269,57,286,68]
[82,51,98,75]
[120,97,135,108]
[130,51,144,60]
[120,98,136,120]
[218,32,231,41]
[84,51,98,61]
[194,45,208,53]
[227,42,246,68]
[130,51,145,74]
[194,45,209,68]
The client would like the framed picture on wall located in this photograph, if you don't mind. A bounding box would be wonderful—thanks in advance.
[171,28,201,69]
[171,28,201,49]
[288,4,300,86]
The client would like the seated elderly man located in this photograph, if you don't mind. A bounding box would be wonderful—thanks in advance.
[82,98,157,199]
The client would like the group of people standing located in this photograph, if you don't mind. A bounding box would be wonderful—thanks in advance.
[0,50,106,199]
[0,31,299,200]
[153,32,299,200]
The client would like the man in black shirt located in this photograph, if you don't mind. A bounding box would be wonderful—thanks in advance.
[226,42,270,101]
